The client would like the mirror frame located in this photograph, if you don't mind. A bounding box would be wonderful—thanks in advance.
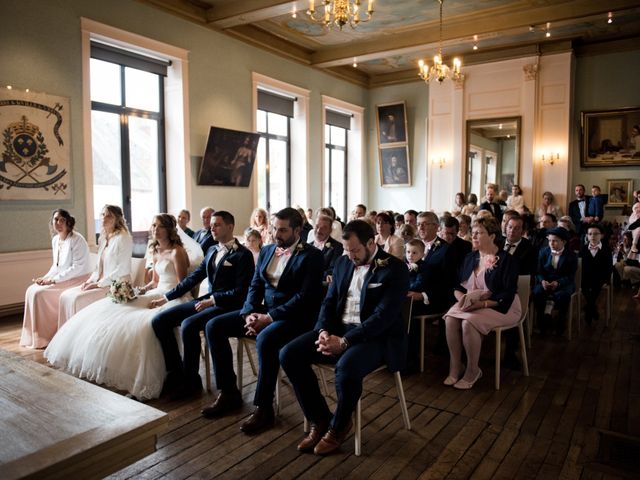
[465,116,521,198]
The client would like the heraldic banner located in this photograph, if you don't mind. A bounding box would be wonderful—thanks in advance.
[0,89,70,200]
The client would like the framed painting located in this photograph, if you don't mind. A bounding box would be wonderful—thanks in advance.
[379,145,411,187]
[606,179,634,206]
[197,127,260,186]
[376,101,408,145]
[581,108,640,167]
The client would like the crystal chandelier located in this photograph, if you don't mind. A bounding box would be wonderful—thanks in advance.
[418,0,461,83]
[307,0,374,31]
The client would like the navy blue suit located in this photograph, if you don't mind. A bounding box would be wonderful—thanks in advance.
[580,243,612,321]
[206,241,324,407]
[408,259,427,293]
[193,228,216,253]
[151,241,255,386]
[315,238,344,280]
[420,238,457,313]
[280,248,409,430]
[587,195,606,220]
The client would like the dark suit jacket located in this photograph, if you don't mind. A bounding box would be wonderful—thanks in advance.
[479,201,503,222]
[240,241,324,326]
[315,248,409,372]
[580,243,612,287]
[315,238,344,279]
[448,236,472,272]
[568,196,591,232]
[165,240,255,311]
[455,250,519,314]
[408,259,427,293]
[534,246,578,296]
[421,238,456,311]
[503,237,537,276]
[193,228,216,253]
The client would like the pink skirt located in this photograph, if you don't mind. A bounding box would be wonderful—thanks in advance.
[445,295,522,335]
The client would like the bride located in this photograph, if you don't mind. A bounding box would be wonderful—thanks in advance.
[45,213,203,400]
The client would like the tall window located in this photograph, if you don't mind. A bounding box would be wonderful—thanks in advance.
[256,90,293,212]
[89,42,168,236]
[324,110,350,221]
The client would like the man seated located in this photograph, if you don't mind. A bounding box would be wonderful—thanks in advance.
[438,215,471,272]
[151,211,255,398]
[532,213,557,251]
[311,214,344,282]
[580,224,612,325]
[200,207,324,434]
[193,206,216,253]
[280,220,409,455]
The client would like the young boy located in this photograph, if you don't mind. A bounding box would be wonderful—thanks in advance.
[586,185,606,223]
[405,239,427,300]
[580,224,612,324]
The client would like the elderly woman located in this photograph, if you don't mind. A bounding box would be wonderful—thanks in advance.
[374,211,405,259]
[58,205,133,326]
[536,191,563,221]
[443,217,521,389]
[20,209,92,348]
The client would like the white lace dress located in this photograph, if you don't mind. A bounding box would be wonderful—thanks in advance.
[44,258,191,400]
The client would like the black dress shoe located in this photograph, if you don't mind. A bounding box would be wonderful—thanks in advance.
[240,406,275,434]
[170,378,203,401]
[201,391,243,418]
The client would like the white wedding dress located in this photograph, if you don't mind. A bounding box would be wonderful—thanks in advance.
[44,258,190,400]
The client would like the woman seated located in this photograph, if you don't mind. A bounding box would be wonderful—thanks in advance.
[45,214,202,400]
[374,211,404,259]
[461,193,479,216]
[177,209,195,238]
[243,227,263,265]
[443,217,521,389]
[536,191,563,221]
[20,209,92,349]
[507,185,525,212]
[456,214,472,242]
[58,205,133,326]
[532,227,578,336]
[249,207,271,245]
[452,192,466,216]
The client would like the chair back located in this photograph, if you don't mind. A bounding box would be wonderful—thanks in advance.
[402,298,413,334]
[575,258,582,290]
[517,274,531,320]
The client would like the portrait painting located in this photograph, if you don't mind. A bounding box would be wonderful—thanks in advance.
[376,102,408,145]
[379,146,411,187]
[581,108,640,167]
[198,127,260,186]
[606,179,633,206]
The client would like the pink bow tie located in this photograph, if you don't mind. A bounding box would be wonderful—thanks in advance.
[275,247,291,257]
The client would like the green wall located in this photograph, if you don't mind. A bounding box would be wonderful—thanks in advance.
[0,0,367,252]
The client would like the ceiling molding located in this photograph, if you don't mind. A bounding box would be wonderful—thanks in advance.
[205,1,296,29]
[224,25,313,63]
[136,0,208,23]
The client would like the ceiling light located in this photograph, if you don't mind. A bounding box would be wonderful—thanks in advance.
[307,0,374,30]
[545,22,551,37]
[353,57,358,68]
[607,12,613,24]
[418,0,461,84]
[473,34,478,50]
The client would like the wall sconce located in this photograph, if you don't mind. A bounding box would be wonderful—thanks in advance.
[432,157,446,168]
[542,153,559,165]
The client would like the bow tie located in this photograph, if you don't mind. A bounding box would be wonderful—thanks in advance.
[275,247,292,257]
[216,241,235,252]
[505,243,515,250]
[551,250,562,256]
[589,245,600,251]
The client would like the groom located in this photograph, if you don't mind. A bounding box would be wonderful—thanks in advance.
[151,210,255,398]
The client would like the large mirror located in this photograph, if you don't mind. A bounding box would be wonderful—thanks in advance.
[465,117,521,202]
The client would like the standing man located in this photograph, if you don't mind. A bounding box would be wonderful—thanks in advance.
[151,211,255,398]
[193,206,216,253]
[280,220,409,455]
[311,214,344,282]
[479,183,504,223]
[568,184,592,236]
[201,208,324,434]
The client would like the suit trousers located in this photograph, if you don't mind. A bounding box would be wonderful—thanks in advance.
[151,301,228,385]
[206,310,309,407]
[280,329,385,431]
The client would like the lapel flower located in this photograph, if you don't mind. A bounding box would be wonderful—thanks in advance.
[483,254,499,272]
[325,240,332,249]
[229,240,238,252]
[372,257,389,273]
[407,262,418,272]
[294,242,305,255]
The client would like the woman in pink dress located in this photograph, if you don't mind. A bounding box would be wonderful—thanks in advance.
[20,209,92,348]
[444,216,521,389]
[58,205,133,326]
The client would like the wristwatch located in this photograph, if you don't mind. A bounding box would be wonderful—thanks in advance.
[339,336,349,351]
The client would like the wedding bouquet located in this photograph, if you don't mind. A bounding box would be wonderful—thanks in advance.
[107,279,137,304]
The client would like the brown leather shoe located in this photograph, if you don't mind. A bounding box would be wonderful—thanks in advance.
[201,391,242,418]
[297,420,329,453]
[313,420,353,455]
[240,406,275,434]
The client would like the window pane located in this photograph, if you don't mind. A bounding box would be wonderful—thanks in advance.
[91,110,122,232]
[257,110,267,133]
[129,116,160,232]
[324,147,330,208]
[125,67,160,112]
[325,124,330,142]
[330,125,346,147]
[269,139,288,213]
[90,58,121,105]
[267,112,288,136]
[331,149,345,221]
[257,137,267,210]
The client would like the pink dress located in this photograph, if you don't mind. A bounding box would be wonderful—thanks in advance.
[445,269,521,335]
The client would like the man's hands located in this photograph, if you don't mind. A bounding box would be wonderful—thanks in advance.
[541,280,559,291]
[315,330,344,356]
[245,313,272,336]
[194,297,214,312]
[149,297,168,309]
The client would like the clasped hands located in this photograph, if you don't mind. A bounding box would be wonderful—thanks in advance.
[315,330,343,356]
[33,277,54,286]
[81,280,100,291]
[244,313,271,337]
[461,290,492,312]
[541,280,559,291]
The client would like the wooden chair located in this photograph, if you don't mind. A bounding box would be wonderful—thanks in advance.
[567,258,582,340]
[411,311,445,373]
[492,275,531,390]
[304,299,413,456]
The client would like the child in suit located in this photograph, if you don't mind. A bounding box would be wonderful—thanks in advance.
[586,185,606,223]
[405,239,427,299]
[580,224,612,324]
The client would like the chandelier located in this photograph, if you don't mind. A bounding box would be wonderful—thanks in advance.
[418,0,461,83]
[307,0,374,30]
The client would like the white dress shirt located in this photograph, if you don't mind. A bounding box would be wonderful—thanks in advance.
[342,263,371,325]
[265,240,299,287]
[43,232,92,283]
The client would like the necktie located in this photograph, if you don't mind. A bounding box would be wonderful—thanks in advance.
[505,243,514,252]
[275,247,291,257]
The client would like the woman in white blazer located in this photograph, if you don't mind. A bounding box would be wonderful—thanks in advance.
[20,209,92,348]
[58,205,133,326]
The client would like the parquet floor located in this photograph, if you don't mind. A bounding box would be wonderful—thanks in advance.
[1,288,639,479]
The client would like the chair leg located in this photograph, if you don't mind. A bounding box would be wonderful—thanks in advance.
[394,372,411,431]
[526,308,532,349]
[236,338,244,392]
[518,324,529,377]
[355,398,362,456]
[495,329,502,390]
[576,292,581,336]
[605,285,611,327]
[317,367,330,397]
[202,334,212,392]
[567,297,573,341]
[419,317,426,373]
[275,369,281,415]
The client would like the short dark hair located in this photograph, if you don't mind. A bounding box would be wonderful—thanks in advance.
[440,215,459,232]
[394,213,404,223]
[355,204,367,212]
[213,210,235,225]
[342,219,375,246]
[375,211,395,234]
[576,184,585,190]
[543,213,557,223]
[275,207,303,230]
[404,209,418,217]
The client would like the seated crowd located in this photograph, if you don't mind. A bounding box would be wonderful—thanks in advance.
[19,181,640,456]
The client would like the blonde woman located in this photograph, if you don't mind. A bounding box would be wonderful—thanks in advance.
[58,205,133,325]
[250,207,271,245]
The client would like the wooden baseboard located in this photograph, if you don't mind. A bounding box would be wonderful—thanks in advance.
[0,303,23,318]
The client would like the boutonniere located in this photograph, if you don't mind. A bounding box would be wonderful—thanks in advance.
[373,257,389,273]
[407,262,418,272]
[325,240,332,249]
[433,239,442,249]
[483,254,499,272]
[295,242,305,254]
[229,241,238,252]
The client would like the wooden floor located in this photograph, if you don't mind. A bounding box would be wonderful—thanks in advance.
[1,289,639,479]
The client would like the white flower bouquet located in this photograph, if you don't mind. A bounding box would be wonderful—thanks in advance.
[107,279,137,304]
